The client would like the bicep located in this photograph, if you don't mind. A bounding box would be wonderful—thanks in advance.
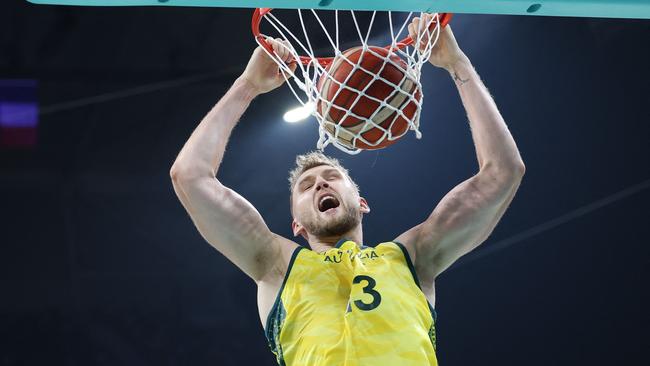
[416,169,524,277]
[172,176,283,282]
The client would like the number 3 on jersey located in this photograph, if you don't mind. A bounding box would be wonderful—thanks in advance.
[353,275,382,311]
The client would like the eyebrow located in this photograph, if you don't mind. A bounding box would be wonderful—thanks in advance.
[297,168,340,188]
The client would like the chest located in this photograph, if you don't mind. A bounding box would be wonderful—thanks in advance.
[285,244,428,318]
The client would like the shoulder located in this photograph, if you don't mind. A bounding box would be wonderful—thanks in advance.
[257,234,304,285]
[393,224,436,287]
[393,223,422,263]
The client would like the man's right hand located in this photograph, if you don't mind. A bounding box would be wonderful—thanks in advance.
[240,38,297,95]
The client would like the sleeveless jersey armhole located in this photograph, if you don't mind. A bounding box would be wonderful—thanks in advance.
[391,241,438,323]
[265,245,304,337]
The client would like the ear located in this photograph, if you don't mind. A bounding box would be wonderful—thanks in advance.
[291,218,308,240]
[359,197,370,214]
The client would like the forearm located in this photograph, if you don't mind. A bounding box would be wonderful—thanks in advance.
[446,55,524,173]
[171,76,259,180]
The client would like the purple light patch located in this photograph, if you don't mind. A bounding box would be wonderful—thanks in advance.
[0,102,38,127]
[0,79,39,148]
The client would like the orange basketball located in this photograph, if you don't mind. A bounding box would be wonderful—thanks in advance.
[316,46,421,150]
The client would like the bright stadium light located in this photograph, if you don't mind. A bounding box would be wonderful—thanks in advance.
[283,102,315,123]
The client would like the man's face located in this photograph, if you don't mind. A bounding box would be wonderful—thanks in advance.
[291,165,369,239]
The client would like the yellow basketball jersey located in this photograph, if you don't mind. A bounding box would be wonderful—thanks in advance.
[265,238,438,366]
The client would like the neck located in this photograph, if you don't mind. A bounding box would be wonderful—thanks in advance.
[307,225,363,253]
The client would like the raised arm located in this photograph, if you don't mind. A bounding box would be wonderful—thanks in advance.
[397,18,526,280]
[170,39,297,282]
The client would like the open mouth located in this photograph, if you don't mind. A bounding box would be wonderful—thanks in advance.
[318,195,341,212]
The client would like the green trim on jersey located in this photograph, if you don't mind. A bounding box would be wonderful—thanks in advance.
[393,240,438,351]
[334,237,348,248]
[265,246,304,365]
[392,240,438,322]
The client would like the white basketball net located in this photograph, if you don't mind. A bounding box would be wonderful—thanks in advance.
[256,10,442,154]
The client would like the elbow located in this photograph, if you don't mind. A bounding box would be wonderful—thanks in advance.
[170,163,208,186]
[169,165,183,184]
[170,163,224,192]
[503,162,526,182]
[512,161,526,177]
[482,160,526,182]
[169,163,186,183]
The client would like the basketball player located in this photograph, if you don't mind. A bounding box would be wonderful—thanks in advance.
[170,14,525,366]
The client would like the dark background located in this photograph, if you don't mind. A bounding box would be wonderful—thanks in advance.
[1,0,649,365]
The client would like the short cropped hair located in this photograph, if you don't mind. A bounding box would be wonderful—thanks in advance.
[288,151,360,214]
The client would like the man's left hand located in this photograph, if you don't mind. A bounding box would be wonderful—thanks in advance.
[407,14,466,71]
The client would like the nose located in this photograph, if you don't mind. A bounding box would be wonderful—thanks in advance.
[315,178,329,191]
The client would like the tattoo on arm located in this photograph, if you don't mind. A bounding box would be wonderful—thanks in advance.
[453,72,470,86]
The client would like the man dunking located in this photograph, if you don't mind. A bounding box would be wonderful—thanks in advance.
[170,14,525,366]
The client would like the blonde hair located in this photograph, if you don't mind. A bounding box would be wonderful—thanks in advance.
[288,151,360,213]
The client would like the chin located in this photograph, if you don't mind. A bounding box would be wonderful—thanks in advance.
[302,204,359,237]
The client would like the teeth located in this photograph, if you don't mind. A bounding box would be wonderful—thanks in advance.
[318,195,338,212]
[319,195,335,206]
